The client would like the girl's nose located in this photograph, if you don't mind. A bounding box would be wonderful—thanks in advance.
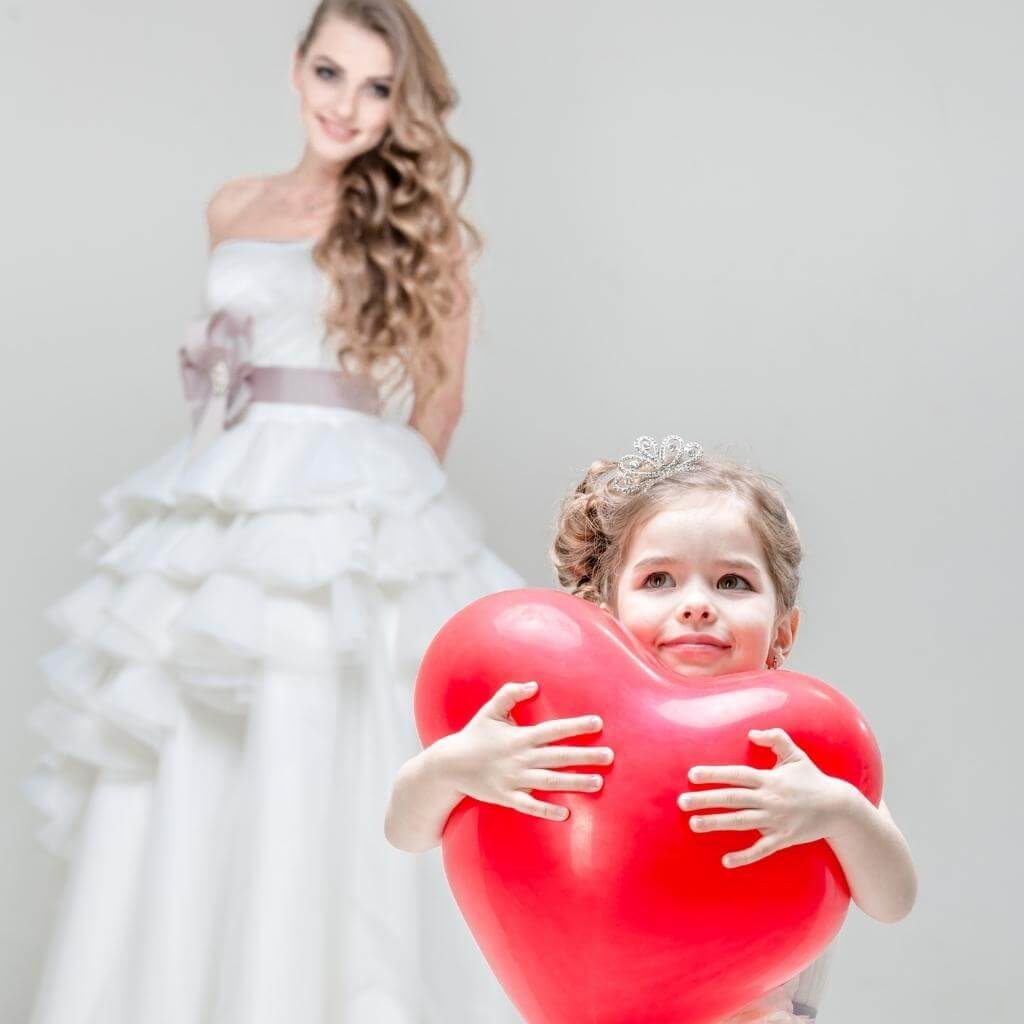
[675,596,716,623]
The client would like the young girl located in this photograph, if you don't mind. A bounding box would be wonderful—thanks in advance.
[386,437,918,1022]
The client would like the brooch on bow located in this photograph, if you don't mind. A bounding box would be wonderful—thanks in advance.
[179,311,255,451]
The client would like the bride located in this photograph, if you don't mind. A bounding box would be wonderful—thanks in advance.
[27,2,523,1021]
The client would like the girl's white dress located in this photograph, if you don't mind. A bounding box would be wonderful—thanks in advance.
[26,238,525,1024]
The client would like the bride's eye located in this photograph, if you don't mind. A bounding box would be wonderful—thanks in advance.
[642,571,674,590]
[718,573,752,591]
[315,66,337,80]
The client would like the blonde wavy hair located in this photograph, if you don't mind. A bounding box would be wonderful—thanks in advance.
[298,0,479,398]
[550,454,803,615]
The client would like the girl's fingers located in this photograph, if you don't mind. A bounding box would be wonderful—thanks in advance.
[522,769,604,793]
[688,765,765,788]
[677,788,762,812]
[509,792,570,821]
[523,714,603,746]
[722,834,784,869]
[527,745,615,769]
[481,681,538,720]
[748,728,803,763]
[689,810,766,833]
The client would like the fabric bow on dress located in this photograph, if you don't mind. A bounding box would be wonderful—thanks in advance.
[179,310,255,453]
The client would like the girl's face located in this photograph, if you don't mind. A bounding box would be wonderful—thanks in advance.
[611,490,799,679]
[292,17,397,165]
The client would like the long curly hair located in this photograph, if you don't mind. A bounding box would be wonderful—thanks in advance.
[297,0,479,399]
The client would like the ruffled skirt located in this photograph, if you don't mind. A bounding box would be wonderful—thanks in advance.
[26,403,524,1024]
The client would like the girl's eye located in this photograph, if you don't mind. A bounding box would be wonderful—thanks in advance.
[369,82,392,99]
[642,571,674,590]
[315,66,338,80]
[718,574,752,591]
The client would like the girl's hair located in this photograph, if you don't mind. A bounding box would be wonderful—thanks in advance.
[298,0,479,400]
[551,455,802,616]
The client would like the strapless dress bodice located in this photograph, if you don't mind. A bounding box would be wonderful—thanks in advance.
[203,238,338,370]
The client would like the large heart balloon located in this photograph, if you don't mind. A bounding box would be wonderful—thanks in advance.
[415,589,883,1024]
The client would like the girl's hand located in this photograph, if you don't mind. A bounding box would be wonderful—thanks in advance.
[434,681,614,822]
[677,727,852,868]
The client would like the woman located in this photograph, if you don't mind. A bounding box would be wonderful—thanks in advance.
[27,2,522,1021]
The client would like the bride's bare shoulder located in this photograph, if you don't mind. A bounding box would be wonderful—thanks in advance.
[205,176,270,242]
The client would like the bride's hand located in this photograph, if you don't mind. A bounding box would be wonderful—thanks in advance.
[433,681,614,820]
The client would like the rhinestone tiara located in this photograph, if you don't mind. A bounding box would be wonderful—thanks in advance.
[610,435,704,495]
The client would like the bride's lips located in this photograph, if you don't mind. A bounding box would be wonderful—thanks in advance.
[318,115,357,142]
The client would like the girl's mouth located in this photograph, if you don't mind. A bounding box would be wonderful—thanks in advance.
[660,634,730,650]
[664,645,728,662]
[657,635,732,664]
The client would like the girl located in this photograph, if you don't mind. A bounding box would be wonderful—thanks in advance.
[386,437,917,1022]
[27,2,523,1022]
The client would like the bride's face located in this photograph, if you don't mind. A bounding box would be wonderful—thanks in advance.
[292,16,397,165]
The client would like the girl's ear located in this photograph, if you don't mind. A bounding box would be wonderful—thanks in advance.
[773,607,801,661]
[290,51,303,94]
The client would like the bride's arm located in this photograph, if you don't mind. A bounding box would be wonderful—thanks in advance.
[407,253,471,463]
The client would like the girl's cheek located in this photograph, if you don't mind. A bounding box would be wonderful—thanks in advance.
[630,606,664,648]
[736,614,776,659]
[614,596,646,643]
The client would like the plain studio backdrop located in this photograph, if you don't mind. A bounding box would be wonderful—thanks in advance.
[1,1,1020,1020]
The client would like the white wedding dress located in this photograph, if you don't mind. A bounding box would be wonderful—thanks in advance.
[26,238,525,1024]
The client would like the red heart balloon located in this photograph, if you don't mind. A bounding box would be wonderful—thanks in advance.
[415,589,883,1024]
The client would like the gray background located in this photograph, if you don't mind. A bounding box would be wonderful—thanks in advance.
[2,1,1020,1020]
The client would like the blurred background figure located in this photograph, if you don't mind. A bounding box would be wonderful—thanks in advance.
[22,2,522,1021]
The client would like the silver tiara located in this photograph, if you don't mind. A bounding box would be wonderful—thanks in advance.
[610,435,704,495]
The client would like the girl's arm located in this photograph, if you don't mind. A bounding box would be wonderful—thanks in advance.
[385,736,468,853]
[385,682,612,853]
[679,728,917,925]
[822,792,917,924]
[407,254,472,463]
